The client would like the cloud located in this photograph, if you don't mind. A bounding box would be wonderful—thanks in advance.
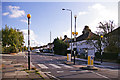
[21,29,45,47]
[88,3,105,10]
[20,19,28,23]
[79,11,87,16]
[88,3,117,31]
[3,12,9,16]
[63,3,117,37]
[77,3,117,33]
[7,5,25,18]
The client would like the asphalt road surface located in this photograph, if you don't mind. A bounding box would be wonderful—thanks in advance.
[26,52,119,80]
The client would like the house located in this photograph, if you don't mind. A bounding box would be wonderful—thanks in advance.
[47,43,54,50]
[68,26,99,55]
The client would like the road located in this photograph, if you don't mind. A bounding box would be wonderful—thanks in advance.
[26,52,119,80]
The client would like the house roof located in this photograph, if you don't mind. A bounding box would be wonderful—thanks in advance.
[105,27,120,36]
[71,32,98,42]
[48,43,53,45]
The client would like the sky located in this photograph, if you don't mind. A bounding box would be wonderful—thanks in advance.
[2,1,118,47]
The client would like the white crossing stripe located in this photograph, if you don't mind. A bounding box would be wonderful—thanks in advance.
[57,71,64,73]
[37,64,48,69]
[49,64,61,69]
[59,64,73,68]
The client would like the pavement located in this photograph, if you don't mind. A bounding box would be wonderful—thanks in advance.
[1,52,49,80]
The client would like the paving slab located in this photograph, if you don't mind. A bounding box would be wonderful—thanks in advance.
[15,75,29,78]
[4,72,16,77]
[15,71,29,76]
[12,64,22,67]
[3,65,14,69]
[2,78,17,80]
[2,61,12,65]
[15,67,26,71]
[2,68,16,73]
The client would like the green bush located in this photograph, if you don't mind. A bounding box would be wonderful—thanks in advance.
[53,38,67,56]
[2,46,19,53]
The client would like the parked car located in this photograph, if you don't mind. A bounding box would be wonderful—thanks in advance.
[32,49,40,53]
[43,49,53,53]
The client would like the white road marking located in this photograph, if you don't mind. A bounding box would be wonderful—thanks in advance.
[49,64,61,69]
[43,72,51,73]
[91,71,111,80]
[46,73,60,80]
[59,64,73,68]
[101,68,118,72]
[57,71,64,73]
[37,64,48,69]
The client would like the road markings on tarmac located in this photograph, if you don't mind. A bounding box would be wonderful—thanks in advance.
[43,72,51,73]
[46,73,60,80]
[101,68,118,72]
[91,71,111,80]
[59,64,73,68]
[37,64,48,69]
[57,71,64,73]
[49,64,61,69]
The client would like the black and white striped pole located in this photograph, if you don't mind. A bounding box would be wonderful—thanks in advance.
[27,14,31,70]
[72,15,78,65]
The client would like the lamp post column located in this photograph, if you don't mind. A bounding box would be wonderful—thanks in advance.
[70,11,73,61]
[74,15,77,65]
[62,9,73,61]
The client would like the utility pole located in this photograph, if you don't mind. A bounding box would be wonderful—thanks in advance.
[50,31,51,43]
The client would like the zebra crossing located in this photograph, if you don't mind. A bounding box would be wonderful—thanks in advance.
[37,63,73,69]
[37,64,49,69]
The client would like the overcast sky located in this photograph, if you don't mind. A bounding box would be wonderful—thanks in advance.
[2,1,118,47]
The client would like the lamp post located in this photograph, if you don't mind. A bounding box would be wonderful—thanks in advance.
[72,15,78,65]
[62,8,73,60]
[100,35,103,63]
[27,14,31,70]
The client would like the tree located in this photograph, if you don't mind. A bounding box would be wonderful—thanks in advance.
[97,21,119,53]
[2,25,24,53]
[85,21,119,53]
[53,37,67,56]
[83,25,103,54]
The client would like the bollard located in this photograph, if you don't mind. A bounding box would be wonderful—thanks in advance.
[67,54,71,62]
[88,56,90,65]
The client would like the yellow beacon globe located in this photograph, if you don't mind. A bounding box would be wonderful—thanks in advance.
[72,32,75,35]
[101,35,103,38]
[27,14,31,18]
[76,32,78,35]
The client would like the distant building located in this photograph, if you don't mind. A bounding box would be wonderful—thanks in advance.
[67,26,99,55]
[47,43,54,50]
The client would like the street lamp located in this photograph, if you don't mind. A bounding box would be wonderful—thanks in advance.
[100,35,103,63]
[27,14,31,70]
[72,15,78,65]
[62,8,73,61]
